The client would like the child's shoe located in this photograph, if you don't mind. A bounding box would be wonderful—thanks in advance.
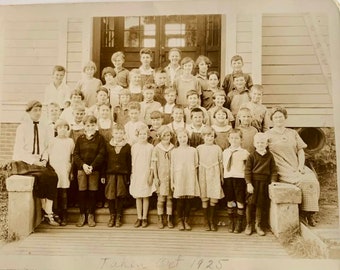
[244,224,252,235]
[177,218,185,231]
[167,215,174,229]
[76,214,86,227]
[134,219,142,228]
[88,214,96,227]
[115,215,122,227]
[255,224,265,236]
[107,214,115,227]
[184,217,191,231]
[45,214,60,226]
[158,215,164,229]
[142,219,148,228]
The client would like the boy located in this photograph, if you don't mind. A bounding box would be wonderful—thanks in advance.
[124,101,145,145]
[227,72,251,118]
[128,68,143,102]
[167,104,185,133]
[73,115,106,227]
[140,83,162,126]
[184,90,210,126]
[111,51,129,88]
[222,55,253,96]
[60,89,87,125]
[208,90,234,127]
[47,102,61,136]
[159,88,177,125]
[164,48,182,87]
[239,84,270,132]
[113,88,131,126]
[244,133,277,236]
[148,111,165,145]
[44,65,71,110]
[139,48,155,88]
[186,107,206,148]
[153,68,167,106]
[87,87,109,118]
[237,107,258,153]
[222,129,249,233]
[76,61,102,107]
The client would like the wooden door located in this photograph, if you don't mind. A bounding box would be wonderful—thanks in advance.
[93,15,221,77]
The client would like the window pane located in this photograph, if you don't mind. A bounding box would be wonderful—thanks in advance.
[142,39,155,47]
[125,16,139,30]
[102,17,115,47]
[124,30,139,47]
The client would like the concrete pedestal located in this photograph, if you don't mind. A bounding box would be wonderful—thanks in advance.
[269,182,302,238]
[6,175,41,239]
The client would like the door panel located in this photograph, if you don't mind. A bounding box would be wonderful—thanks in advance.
[94,15,221,76]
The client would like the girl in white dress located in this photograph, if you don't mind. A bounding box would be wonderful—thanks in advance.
[49,119,75,226]
[171,128,200,231]
[197,126,224,231]
[130,124,155,228]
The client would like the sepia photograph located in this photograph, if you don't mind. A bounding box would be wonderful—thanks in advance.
[0,0,339,269]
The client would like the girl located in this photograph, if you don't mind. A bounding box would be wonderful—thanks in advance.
[128,69,143,102]
[75,60,102,107]
[197,126,224,231]
[130,124,155,228]
[101,66,123,109]
[152,126,175,229]
[139,48,155,88]
[211,107,232,150]
[97,103,114,142]
[87,87,109,118]
[102,124,131,227]
[49,119,75,226]
[124,102,145,145]
[171,128,200,231]
[164,48,182,87]
[186,107,206,148]
[195,55,211,93]
[201,71,220,110]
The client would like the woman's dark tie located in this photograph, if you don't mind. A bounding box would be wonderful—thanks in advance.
[32,121,40,155]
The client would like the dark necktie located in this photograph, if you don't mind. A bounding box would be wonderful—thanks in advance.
[32,121,40,155]
[226,149,237,172]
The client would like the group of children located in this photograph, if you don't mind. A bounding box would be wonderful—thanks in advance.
[42,48,277,236]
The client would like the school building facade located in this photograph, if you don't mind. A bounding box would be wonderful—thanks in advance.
[0,0,339,168]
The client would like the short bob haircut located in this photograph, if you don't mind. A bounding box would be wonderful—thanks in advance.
[270,106,288,120]
[83,60,97,73]
[101,67,116,82]
[180,57,194,67]
[195,55,212,68]
[111,51,125,62]
[54,118,70,130]
[70,89,85,100]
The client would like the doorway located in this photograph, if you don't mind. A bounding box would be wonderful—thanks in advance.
[93,15,221,75]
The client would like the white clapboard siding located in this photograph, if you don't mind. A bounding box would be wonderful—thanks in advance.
[66,18,83,90]
[2,19,59,103]
[236,15,252,74]
[262,14,333,127]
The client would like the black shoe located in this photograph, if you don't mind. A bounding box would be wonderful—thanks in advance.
[142,219,148,228]
[76,214,86,227]
[307,214,317,227]
[134,219,142,228]
[115,215,122,227]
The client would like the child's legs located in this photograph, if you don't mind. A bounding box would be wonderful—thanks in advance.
[142,197,149,219]
[176,198,184,219]
[184,197,192,218]
[136,198,143,219]
[201,198,209,209]
[77,170,88,214]
[68,165,79,206]
[88,171,99,214]
[210,198,218,207]
[234,178,246,209]
[105,175,116,214]
[157,195,166,215]
[225,178,237,209]
[44,199,54,215]
[116,196,124,216]
[166,196,173,215]
[59,188,68,212]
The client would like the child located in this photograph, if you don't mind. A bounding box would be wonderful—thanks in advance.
[102,67,123,109]
[128,69,143,102]
[195,55,211,93]
[186,107,206,148]
[159,88,177,125]
[44,65,71,110]
[113,89,131,126]
[87,87,109,118]
[130,124,154,228]
[73,115,106,227]
[239,84,270,132]
[238,107,258,153]
[222,55,253,96]
[184,90,210,126]
[140,83,162,126]
[111,51,129,88]
[197,126,224,231]
[201,71,220,110]
[164,48,182,87]
[208,90,234,127]
[76,60,102,107]
[124,102,145,145]
[48,119,75,226]
[102,124,131,227]
[173,57,201,106]
[227,72,251,119]
[244,133,277,236]
[222,129,249,233]
[153,68,167,106]
[152,126,175,229]
[60,89,87,125]
[211,107,233,150]
[167,105,186,144]
[148,111,164,146]
[98,103,114,142]
[139,48,155,88]
[47,102,61,136]
[171,128,200,231]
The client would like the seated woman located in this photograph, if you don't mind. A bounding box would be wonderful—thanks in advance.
[12,100,59,226]
[265,106,320,226]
